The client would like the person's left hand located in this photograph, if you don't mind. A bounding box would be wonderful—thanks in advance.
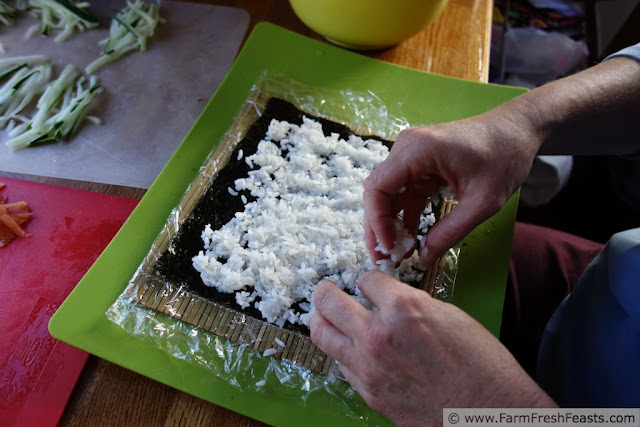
[310,271,555,426]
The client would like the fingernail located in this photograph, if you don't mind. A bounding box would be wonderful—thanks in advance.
[419,238,428,257]
[420,236,428,251]
[317,279,333,289]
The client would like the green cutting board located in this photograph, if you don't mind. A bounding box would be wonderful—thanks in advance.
[49,23,525,426]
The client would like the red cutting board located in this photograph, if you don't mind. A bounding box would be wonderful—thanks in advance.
[0,176,138,427]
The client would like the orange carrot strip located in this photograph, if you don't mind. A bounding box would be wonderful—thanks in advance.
[10,212,33,224]
[10,211,33,218]
[0,201,29,211]
[0,184,33,245]
[0,213,29,237]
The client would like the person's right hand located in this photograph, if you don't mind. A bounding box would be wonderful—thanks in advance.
[363,108,542,266]
[310,271,556,426]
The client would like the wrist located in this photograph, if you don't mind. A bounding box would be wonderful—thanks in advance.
[495,93,548,154]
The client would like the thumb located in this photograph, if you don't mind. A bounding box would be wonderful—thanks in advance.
[419,192,502,265]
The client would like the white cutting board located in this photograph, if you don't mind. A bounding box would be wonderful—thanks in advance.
[0,1,249,188]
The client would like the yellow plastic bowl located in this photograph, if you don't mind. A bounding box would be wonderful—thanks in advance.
[289,0,450,49]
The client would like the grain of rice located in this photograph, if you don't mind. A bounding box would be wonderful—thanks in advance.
[263,348,277,357]
[274,337,286,347]
[375,219,415,263]
[237,149,243,160]
[255,379,266,387]
[228,187,238,196]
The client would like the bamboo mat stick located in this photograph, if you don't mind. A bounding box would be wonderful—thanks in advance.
[421,197,458,296]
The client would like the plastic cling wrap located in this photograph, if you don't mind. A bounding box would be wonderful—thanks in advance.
[106,73,461,422]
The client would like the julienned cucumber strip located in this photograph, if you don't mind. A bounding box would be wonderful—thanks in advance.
[12,70,39,91]
[0,55,49,71]
[27,121,63,147]
[25,0,99,43]
[0,0,17,26]
[111,15,139,39]
[3,63,103,152]
[0,64,28,83]
[86,1,164,74]
[0,62,53,127]
[52,0,99,24]
[32,64,78,128]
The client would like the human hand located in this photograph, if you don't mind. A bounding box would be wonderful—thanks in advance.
[364,109,541,266]
[310,271,555,426]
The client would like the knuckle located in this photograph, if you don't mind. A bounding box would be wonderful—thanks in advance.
[362,176,377,194]
[396,126,422,146]
[361,324,393,352]
[386,290,414,311]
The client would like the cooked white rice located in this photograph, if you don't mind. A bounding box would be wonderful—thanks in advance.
[192,116,435,328]
[375,220,415,263]
[263,348,277,357]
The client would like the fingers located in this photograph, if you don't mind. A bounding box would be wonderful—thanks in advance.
[363,174,405,253]
[310,280,376,368]
[363,169,438,260]
[362,128,424,253]
[418,190,504,265]
[309,309,355,364]
[356,270,419,309]
[363,218,385,263]
[402,184,437,237]
[363,127,446,260]
[313,280,371,335]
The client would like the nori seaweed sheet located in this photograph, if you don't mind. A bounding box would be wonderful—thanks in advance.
[154,97,394,333]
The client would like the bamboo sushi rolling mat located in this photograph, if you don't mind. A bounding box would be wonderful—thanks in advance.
[124,90,458,374]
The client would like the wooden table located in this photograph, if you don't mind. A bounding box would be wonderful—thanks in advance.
[1,0,493,424]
